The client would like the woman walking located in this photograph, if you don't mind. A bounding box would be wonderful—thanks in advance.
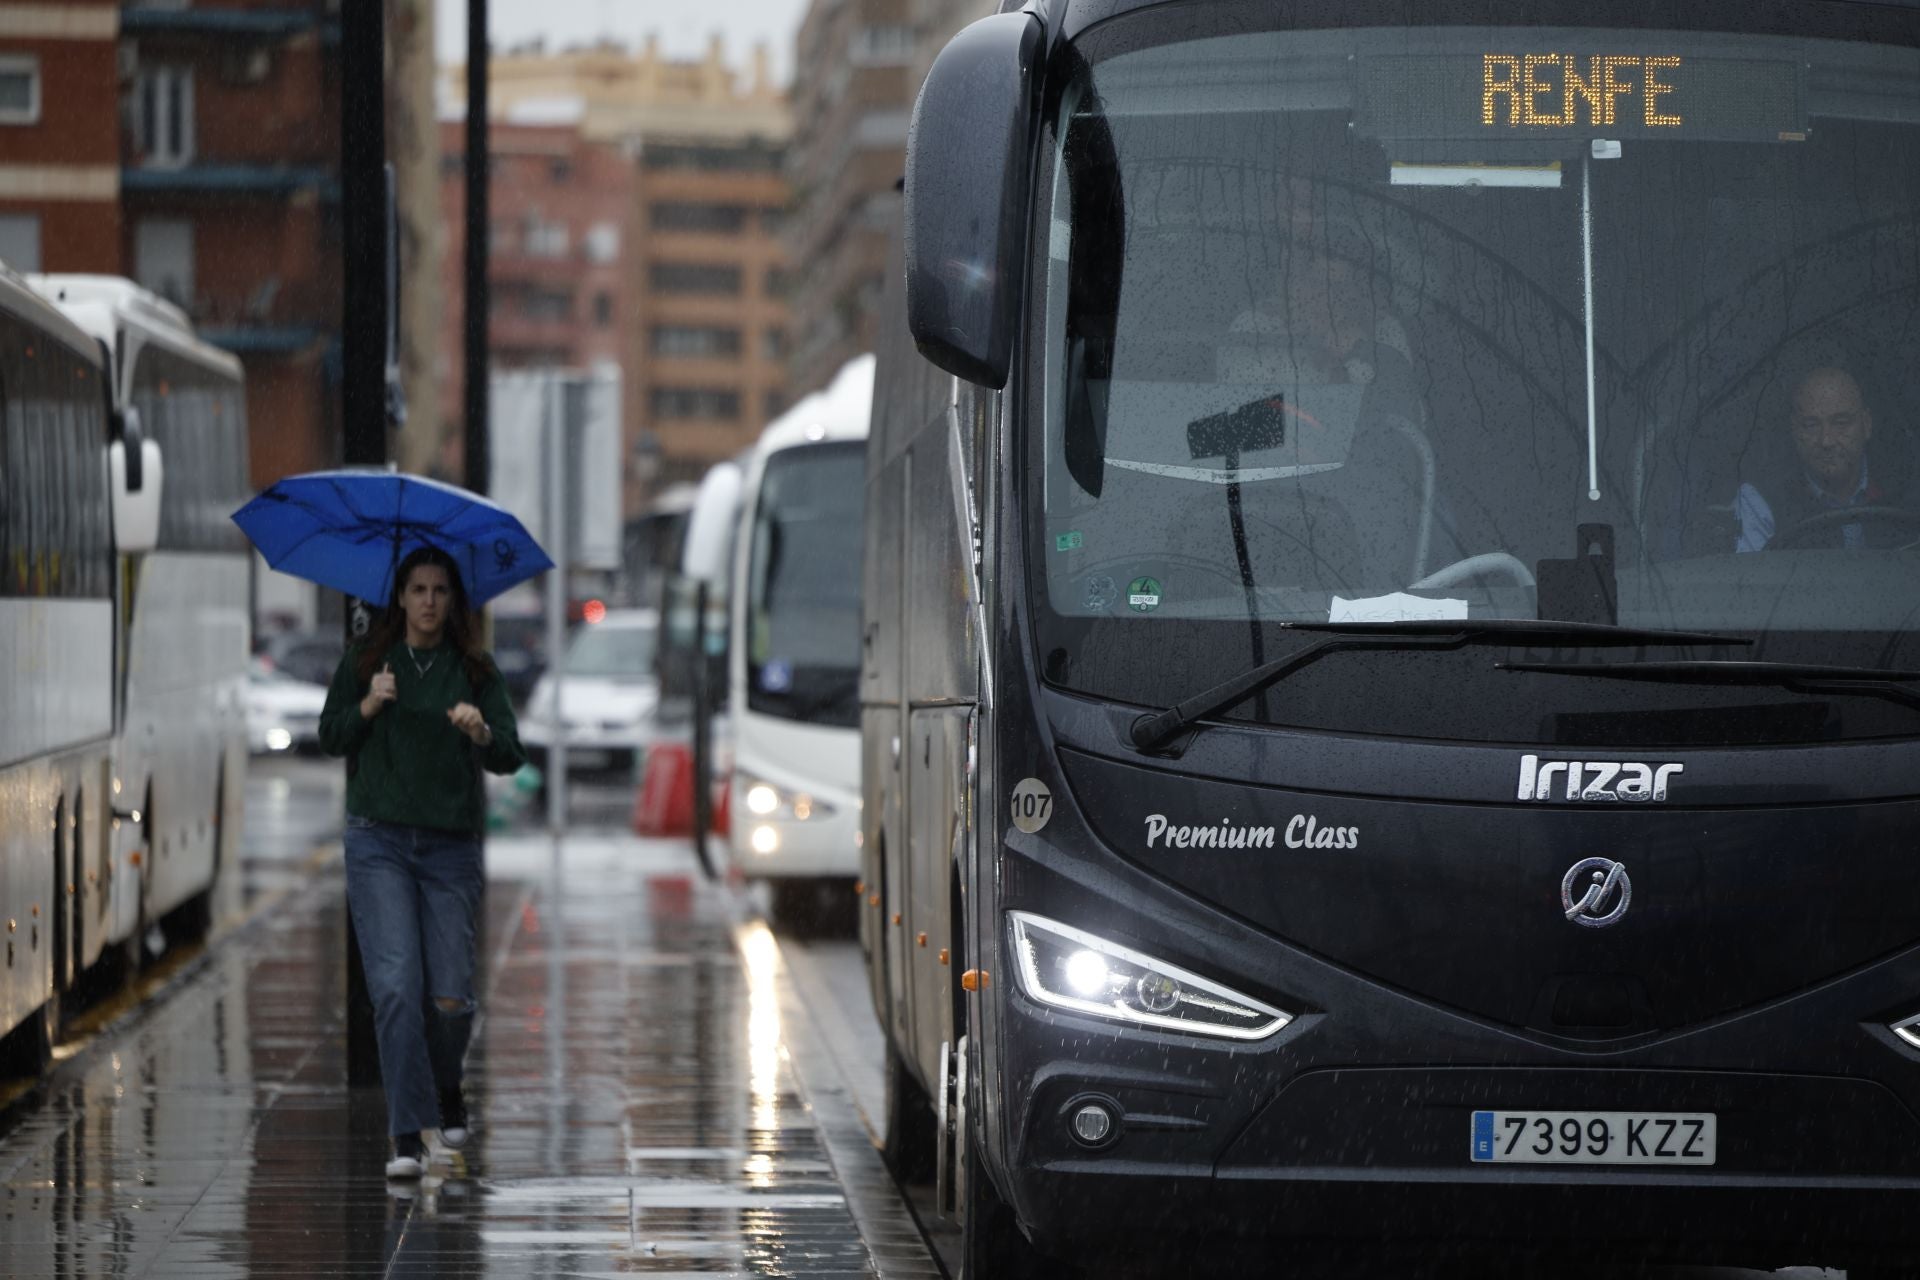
[318,546,527,1178]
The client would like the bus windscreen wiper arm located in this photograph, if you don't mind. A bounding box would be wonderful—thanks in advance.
[1499,658,1920,710]
[1131,620,1750,752]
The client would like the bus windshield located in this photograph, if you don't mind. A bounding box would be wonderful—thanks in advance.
[1035,18,1920,745]
[747,441,865,728]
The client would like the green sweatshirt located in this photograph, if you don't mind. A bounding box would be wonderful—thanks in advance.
[318,641,527,833]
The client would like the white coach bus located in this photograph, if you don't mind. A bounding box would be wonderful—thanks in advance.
[33,276,249,984]
[725,354,874,929]
[0,267,157,1071]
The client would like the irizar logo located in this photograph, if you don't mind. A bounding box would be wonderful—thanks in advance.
[1519,754,1683,803]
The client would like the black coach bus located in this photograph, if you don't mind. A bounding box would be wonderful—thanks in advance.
[861,0,1920,1274]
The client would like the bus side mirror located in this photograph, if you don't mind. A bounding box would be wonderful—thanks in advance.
[110,431,163,554]
[905,12,1045,391]
[680,461,742,587]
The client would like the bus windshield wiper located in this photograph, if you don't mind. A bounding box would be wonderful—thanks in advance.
[1130,619,1750,752]
[1498,658,1920,710]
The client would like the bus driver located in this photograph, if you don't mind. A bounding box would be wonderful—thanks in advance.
[1735,365,1912,551]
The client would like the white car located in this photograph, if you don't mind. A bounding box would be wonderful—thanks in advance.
[247,657,329,754]
[519,609,660,776]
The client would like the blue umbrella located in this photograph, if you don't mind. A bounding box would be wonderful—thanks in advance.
[232,469,554,607]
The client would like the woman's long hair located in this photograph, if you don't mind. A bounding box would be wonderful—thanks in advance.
[355,546,494,690]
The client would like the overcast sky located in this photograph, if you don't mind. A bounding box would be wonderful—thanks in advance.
[436,0,812,86]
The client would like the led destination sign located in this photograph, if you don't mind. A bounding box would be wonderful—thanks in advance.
[1356,52,1806,143]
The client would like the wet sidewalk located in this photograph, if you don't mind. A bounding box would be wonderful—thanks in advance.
[0,832,939,1278]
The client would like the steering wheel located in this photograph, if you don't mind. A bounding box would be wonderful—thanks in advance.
[1767,505,1920,551]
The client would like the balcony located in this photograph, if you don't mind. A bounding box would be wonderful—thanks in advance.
[122,165,339,201]
[179,280,334,357]
[120,6,339,42]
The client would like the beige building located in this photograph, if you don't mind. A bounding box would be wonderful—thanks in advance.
[445,37,792,510]
[784,0,990,397]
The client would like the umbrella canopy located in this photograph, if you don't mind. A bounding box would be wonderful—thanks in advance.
[232,470,554,607]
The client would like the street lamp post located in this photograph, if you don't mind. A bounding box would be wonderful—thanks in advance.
[340,1,388,1088]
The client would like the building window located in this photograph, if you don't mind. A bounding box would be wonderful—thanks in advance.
[650,388,740,420]
[583,222,620,264]
[133,67,195,167]
[520,288,573,322]
[134,218,195,308]
[651,203,748,234]
[763,267,792,299]
[761,327,787,361]
[640,141,784,173]
[649,263,742,295]
[0,56,40,125]
[652,326,741,358]
[0,214,41,272]
[759,207,786,235]
[549,157,573,184]
[524,216,569,259]
[851,25,915,65]
[592,292,614,327]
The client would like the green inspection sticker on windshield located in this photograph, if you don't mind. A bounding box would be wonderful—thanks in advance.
[1128,577,1162,612]
[1056,530,1084,552]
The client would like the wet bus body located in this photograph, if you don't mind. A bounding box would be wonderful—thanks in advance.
[864,0,1920,1272]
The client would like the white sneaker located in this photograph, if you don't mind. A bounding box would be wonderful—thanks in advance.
[440,1125,468,1150]
[386,1134,427,1179]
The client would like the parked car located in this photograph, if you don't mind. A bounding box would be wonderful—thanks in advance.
[490,609,548,706]
[247,657,329,754]
[519,609,661,777]
[255,627,345,688]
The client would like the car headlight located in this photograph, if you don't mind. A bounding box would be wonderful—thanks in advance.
[737,773,835,822]
[1009,911,1292,1041]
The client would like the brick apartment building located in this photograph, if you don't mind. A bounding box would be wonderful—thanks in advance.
[0,2,121,273]
[117,2,342,488]
[435,115,633,482]
[455,38,792,513]
[0,2,357,493]
[784,0,988,398]
[635,135,791,495]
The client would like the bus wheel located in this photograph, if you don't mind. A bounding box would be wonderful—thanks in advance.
[881,1039,936,1183]
[959,1124,1053,1280]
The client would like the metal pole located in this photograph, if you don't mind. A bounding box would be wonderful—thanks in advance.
[690,581,715,879]
[545,376,569,832]
[341,0,387,1089]
[463,0,489,496]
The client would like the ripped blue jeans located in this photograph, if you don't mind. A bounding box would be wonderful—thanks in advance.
[344,815,482,1137]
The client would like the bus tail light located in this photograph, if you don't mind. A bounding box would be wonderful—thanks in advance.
[1009,912,1291,1041]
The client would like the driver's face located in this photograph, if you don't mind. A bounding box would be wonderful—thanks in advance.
[1789,368,1873,494]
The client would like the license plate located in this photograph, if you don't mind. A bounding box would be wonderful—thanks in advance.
[1470,1110,1716,1165]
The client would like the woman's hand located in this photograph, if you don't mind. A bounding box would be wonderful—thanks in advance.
[448,701,491,745]
[360,663,397,720]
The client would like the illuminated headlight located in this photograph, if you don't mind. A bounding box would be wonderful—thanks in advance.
[736,773,834,822]
[1009,911,1292,1041]
[265,728,293,752]
[750,824,780,855]
[1892,1013,1920,1048]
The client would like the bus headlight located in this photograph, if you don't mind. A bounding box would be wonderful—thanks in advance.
[1009,911,1292,1041]
[736,773,834,822]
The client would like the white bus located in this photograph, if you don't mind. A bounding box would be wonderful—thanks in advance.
[725,354,873,929]
[0,267,159,1072]
[34,276,250,971]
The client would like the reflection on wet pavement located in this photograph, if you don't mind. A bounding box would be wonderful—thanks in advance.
[0,830,900,1277]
